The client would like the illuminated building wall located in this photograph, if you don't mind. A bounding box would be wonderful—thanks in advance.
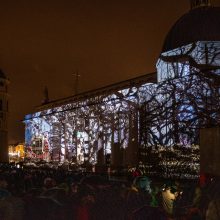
[157,41,220,83]
[23,40,220,181]
[24,74,157,166]
[154,41,220,147]
[8,143,25,162]
[24,3,220,178]
[23,40,220,179]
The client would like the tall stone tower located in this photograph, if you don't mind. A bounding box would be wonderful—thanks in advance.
[0,70,9,162]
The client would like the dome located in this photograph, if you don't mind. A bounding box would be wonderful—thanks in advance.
[0,69,6,79]
[162,6,220,52]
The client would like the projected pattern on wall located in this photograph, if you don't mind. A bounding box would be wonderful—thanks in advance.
[24,41,220,178]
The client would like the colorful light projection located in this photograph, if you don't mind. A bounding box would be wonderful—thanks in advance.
[24,41,220,179]
[24,84,154,164]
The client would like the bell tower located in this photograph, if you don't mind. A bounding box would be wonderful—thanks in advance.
[0,70,9,162]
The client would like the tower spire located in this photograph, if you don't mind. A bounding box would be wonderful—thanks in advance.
[190,0,211,9]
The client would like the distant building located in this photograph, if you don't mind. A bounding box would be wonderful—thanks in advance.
[8,143,25,162]
[0,70,9,162]
[24,1,220,178]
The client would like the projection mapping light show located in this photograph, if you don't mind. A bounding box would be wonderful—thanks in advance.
[24,41,220,179]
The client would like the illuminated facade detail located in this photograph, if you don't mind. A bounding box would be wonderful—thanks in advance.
[24,74,157,167]
[157,42,220,83]
[0,70,9,162]
[24,3,220,178]
[152,41,220,147]
[24,58,220,178]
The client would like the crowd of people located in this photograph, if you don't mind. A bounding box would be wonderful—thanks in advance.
[0,163,219,219]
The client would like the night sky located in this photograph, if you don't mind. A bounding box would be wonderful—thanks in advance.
[1,0,219,144]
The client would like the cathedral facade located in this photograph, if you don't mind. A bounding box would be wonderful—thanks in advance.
[24,0,220,178]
